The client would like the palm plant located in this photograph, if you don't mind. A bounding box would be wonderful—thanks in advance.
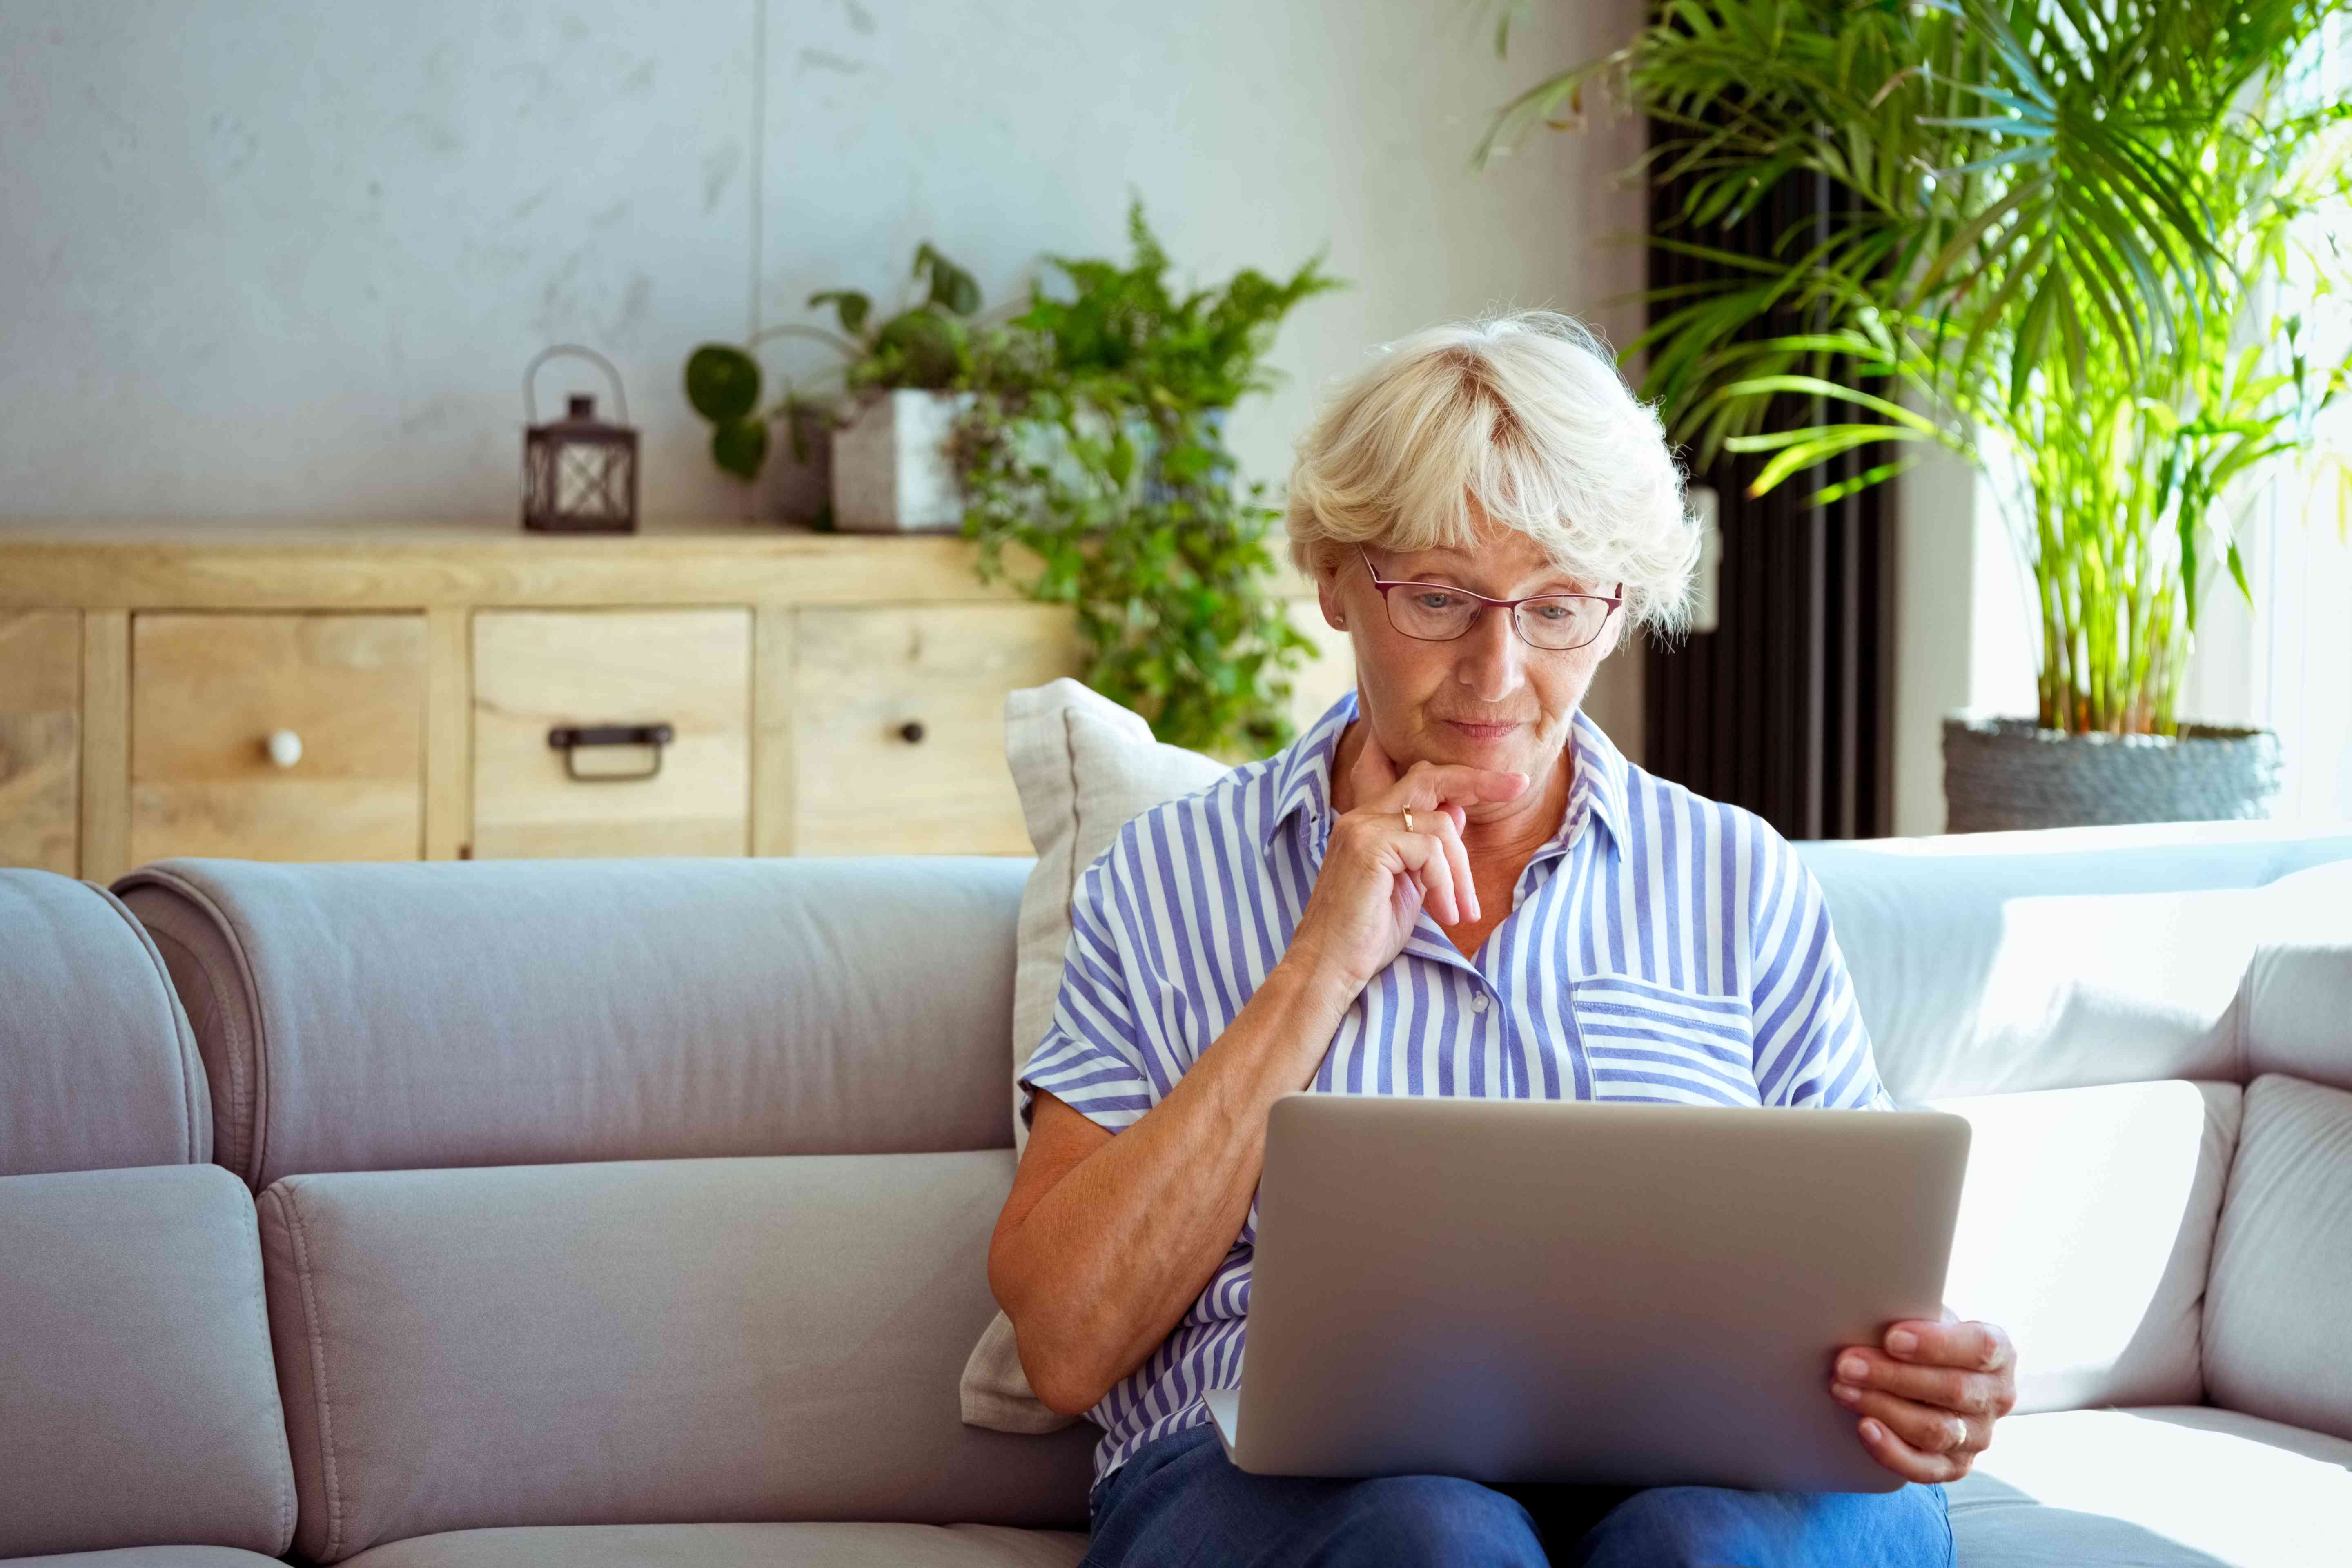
[1486,0,2350,736]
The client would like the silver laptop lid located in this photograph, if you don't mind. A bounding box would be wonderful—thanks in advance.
[1226,1095,1969,1492]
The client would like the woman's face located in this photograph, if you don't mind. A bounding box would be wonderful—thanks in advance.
[1316,512,1623,810]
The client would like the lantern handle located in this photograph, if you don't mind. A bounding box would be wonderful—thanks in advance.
[523,344,630,425]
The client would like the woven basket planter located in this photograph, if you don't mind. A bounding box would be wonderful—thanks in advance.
[1943,717,2284,833]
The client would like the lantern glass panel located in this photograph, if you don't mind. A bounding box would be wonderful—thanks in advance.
[557,445,626,519]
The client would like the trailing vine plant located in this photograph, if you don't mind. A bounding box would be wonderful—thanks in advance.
[955,203,1344,757]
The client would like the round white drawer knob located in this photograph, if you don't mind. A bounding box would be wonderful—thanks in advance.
[266,729,304,768]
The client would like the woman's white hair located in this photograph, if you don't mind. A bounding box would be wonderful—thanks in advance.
[1285,310,1699,634]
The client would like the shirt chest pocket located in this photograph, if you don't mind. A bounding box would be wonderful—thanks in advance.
[1570,971,1759,1107]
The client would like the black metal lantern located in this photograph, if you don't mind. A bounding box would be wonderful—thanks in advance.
[522,345,639,533]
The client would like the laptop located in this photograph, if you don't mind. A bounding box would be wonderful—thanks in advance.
[1203,1094,1970,1494]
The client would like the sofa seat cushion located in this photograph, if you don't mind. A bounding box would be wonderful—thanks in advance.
[2,1550,294,1567]
[1947,1406,2352,1566]
[337,1524,1088,1568]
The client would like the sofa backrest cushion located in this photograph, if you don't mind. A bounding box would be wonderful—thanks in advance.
[0,869,207,1174]
[1802,825,2352,1102]
[1931,1079,2237,1413]
[0,1552,293,1567]
[0,1164,294,1560]
[2241,861,2352,1094]
[2203,1073,2352,1443]
[115,856,1029,1187]
[256,1152,1095,1564]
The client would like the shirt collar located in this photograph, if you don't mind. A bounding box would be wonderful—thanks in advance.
[1263,688,1359,849]
[1261,689,1630,862]
[1555,706,1630,860]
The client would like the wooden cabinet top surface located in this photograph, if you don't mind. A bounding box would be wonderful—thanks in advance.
[0,515,1067,610]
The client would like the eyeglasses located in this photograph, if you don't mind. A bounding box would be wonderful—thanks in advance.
[1356,547,1622,651]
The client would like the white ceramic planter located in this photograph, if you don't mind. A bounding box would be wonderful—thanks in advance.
[829,389,974,533]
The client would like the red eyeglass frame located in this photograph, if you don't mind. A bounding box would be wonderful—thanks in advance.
[1355,546,1623,650]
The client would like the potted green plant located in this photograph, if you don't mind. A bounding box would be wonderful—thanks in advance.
[1487,0,2350,829]
[956,202,1343,757]
[683,243,987,530]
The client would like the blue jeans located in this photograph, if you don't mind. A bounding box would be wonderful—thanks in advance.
[1082,1425,1954,1568]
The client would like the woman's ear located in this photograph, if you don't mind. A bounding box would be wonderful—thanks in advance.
[1315,544,1350,632]
[1592,601,1630,662]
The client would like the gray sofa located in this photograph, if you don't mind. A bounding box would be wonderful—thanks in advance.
[2,826,2349,1566]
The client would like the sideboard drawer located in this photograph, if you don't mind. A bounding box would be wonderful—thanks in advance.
[793,603,1086,855]
[472,608,752,859]
[130,612,426,863]
[0,610,81,874]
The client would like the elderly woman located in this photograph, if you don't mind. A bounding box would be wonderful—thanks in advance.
[989,312,2013,1567]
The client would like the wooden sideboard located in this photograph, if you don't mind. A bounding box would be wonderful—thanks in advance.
[0,518,1350,880]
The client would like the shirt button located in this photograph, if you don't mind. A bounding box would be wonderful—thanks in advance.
[1472,992,1489,1014]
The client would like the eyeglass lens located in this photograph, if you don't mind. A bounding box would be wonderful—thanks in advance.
[1385,585,1608,650]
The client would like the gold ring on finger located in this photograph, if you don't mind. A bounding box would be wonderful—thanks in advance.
[1402,808,1415,834]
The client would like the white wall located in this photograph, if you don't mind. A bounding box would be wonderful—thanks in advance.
[0,0,1647,523]
[2191,492,2352,824]
[1890,446,2037,836]
[0,0,1651,751]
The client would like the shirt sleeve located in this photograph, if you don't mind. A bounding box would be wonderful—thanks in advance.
[1018,840,1160,1134]
[1746,828,1891,1110]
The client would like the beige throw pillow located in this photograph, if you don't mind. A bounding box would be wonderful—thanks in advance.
[1001,678,1231,1155]
[960,678,1229,1434]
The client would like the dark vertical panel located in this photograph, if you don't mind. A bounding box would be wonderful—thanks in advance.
[1641,129,1895,840]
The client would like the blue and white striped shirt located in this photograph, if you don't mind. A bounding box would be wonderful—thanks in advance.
[1019,687,1889,1489]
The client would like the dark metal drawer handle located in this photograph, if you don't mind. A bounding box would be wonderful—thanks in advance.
[548,723,674,782]
[898,720,926,744]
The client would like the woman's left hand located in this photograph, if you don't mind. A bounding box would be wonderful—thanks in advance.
[1830,1310,2016,1483]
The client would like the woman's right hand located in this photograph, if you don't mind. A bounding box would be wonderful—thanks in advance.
[1282,729,1530,995]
